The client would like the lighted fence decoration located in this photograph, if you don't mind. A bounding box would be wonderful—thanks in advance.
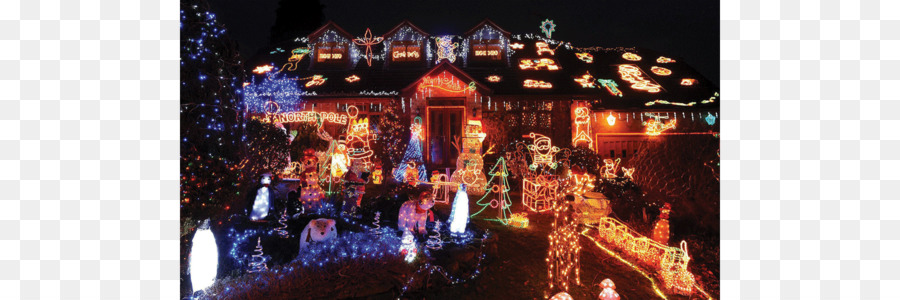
[522,175,559,212]
[593,217,696,296]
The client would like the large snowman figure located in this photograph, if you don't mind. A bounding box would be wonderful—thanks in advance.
[248,174,275,221]
[450,120,487,196]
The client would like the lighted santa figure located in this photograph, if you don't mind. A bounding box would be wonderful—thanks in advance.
[371,165,383,184]
[404,161,420,186]
[652,203,671,245]
[248,174,275,221]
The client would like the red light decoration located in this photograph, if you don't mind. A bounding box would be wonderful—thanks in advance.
[618,65,661,93]
[252,65,274,74]
[572,107,592,148]
[352,28,384,67]
[622,52,641,61]
[523,79,553,89]
[345,75,360,83]
[417,74,476,93]
[510,42,524,49]
[650,66,672,76]
[519,58,560,70]
[574,72,596,88]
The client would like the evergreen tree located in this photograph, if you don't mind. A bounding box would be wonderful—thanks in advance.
[370,211,383,236]
[426,220,443,250]
[274,209,289,238]
[269,0,325,44]
[470,157,513,224]
[392,117,427,183]
[374,101,408,172]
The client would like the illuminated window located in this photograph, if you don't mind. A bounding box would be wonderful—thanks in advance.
[316,42,347,63]
[472,39,503,61]
[391,41,421,62]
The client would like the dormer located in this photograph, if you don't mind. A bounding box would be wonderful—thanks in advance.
[382,20,430,69]
[462,19,511,68]
[307,22,358,70]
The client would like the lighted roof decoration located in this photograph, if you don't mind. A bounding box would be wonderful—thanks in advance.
[622,52,641,61]
[252,65,274,74]
[680,78,697,86]
[510,42,524,49]
[242,72,303,113]
[650,66,672,76]
[312,29,361,64]
[536,41,555,55]
[656,56,676,63]
[575,52,593,63]
[304,75,327,88]
[643,113,676,136]
[434,36,458,64]
[487,75,502,82]
[618,65,661,93]
[519,58,560,70]
[417,73,476,94]
[345,75,360,83]
[524,79,553,89]
[382,22,432,65]
[574,72,596,88]
[352,28,384,67]
[597,79,623,97]
[280,48,309,71]
[540,19,556,39]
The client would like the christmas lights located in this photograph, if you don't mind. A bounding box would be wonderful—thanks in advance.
[618,65,661,93]
[434,36,458,63]
[606,113,616,126]
[345,75,360,83]
[242,73,303,113]
[509,213,530,228]
[536,41,555,55]
[597,79,623,97]
[601,158,620,179]
[523,175,559,212]
[252,65,274,74]
[249,175,274,221]
[510,42,524,49]
[644,93,717,107]
[299,218,337,251]
[622,167,635,180]
[426,220,444,250]
[190,220,218,293]
[644,113,676,136]
[524,79,553,89]
[622,52,641,61]
[572,106,592,148]
[519,58,560,70]
[705,113,716,125]
[247,237,269,273]
[486,75,502,82]
[565,169,596,197]
[651,203,671,245]
[540,19,556,39]
[274,209,290,238]
[527,132,560,170]
[547,201,581,292]
[575,52,593,63]
[450,120,488,195]
[393,117,427,183]
[304,75,327,88]
[651,66,672,76]
[574,72,596,88]
[431,171,451,204]
[470,157,513,224]
[680,78,697,86]
[372,166,383,184]
[353,28,384,67]
[656,56,675,63]
[398,190,435,235]
[418,73,476,94]
[448,184,470,235]
[599,279,621,300]
[550,292,573,300]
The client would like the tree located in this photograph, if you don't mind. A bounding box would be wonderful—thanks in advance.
[426,221,443,250]
[374,100,408,172]
[274,209,290,238]
[248,237,269,273]
[470,157,513,224]
[269,0,325,44]
[241,119,291,179]
[392,117,427,183]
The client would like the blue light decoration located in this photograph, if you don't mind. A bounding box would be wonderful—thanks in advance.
[470,157,513,224]
[392,117,428,183]
[705,112,716,125]
[242,71,304,113]
[540,19,556,39]
[397,231,491,298]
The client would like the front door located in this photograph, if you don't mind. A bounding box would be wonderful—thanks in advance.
[427,107,464,169]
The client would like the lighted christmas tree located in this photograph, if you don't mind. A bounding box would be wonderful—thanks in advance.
[274,209,289,238]
[393,117,427,183]
[248,237,268,273]
[371,211,383,235]
[426,220,443,250]
[470,157,513,224]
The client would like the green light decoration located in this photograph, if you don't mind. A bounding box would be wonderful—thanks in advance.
[470,157,514,225]
[540,19,556,39]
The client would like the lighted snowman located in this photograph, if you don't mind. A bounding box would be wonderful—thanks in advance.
[399,230,418,263]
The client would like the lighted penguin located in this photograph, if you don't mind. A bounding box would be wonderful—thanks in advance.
[248,174,275,221]
[397,190,435,235]
[299,218,338,251]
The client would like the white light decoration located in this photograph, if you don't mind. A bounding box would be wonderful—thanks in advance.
[607,114,616,126]
[448,184,470,235]
[249,175,272,221]
[190,219,218,293]
[434,35,458,64]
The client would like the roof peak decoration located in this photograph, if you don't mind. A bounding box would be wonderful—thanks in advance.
[540,19,556,39]
[353,28,384,67]
[434,36,458,64]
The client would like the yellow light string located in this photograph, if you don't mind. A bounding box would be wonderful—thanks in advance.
[581,228,669,300]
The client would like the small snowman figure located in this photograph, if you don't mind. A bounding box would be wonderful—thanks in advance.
[399,230,418,263]
[249,174,275,221]
[598,278,620,300]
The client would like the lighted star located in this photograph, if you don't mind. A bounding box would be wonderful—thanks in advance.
[252,65,274,74]
[540,19,556,39]
[345,75,360,83]
[353,28,383,67]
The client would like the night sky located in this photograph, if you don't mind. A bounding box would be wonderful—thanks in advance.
[208,0,720,84]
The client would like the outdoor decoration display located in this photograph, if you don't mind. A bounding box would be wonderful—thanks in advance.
[565,167,596,197]
[398,190,436,235]
[345,106,374,171]
[527,133,561,170]
[247,237,269,273]
[470,157,514,224]
[299,218,338,251]
[274,209,290,238]
[536,41,555,55]
[300,162,326,213]
[622,52,641,61]
[371,211,383,235]
[434,35,458,63]
[547,200,581,293]
[618,64,661,93]
[572,106,593,149]
[601,158,620,179]
[393,117,427,184]
[508,213,530,228]
[651,203,671,245]
[249,174,275,221]
[448,184,470,235]
[399,231,419,263]
[622,167,635,180]
[651,66,672,76]
[342,171,367,214]
[279,47,309,72]
[352,28,383,67]
[549,292,573,300]
[330,140,350,178]
[644,113,677,136]
[540,19,556,39]
[426,220,444,250]
[598,278,621,300]
[660,241,696,296]
[680,78,697,86]
[430,171,451,204]
[371,165,383,184]
[450,120,488,195]
[189,219,218,293]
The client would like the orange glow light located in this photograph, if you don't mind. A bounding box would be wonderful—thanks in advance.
[618,65,661,93]
[656,56,676,63]
[622,52,641,61]
[305,75,327,87]
[524,79,553,89]
[536,41,555,55]
[486,75,502,82]
[575,52,593,63]
[345,75,360,83]
[252,65,274,74]
[680,78,697,86]
[418,74,476,93]
[519,58,560,70]
[651,66,672,76]
[510,42,524,49]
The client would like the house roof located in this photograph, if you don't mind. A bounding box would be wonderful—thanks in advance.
[383,20,429,39]
[246,21,719,111]
[307,21,354,42]
[463,19,511,37]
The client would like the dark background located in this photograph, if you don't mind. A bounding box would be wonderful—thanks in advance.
[208,0,720,84]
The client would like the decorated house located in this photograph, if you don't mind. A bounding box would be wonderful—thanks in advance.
[245,19,719,172]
